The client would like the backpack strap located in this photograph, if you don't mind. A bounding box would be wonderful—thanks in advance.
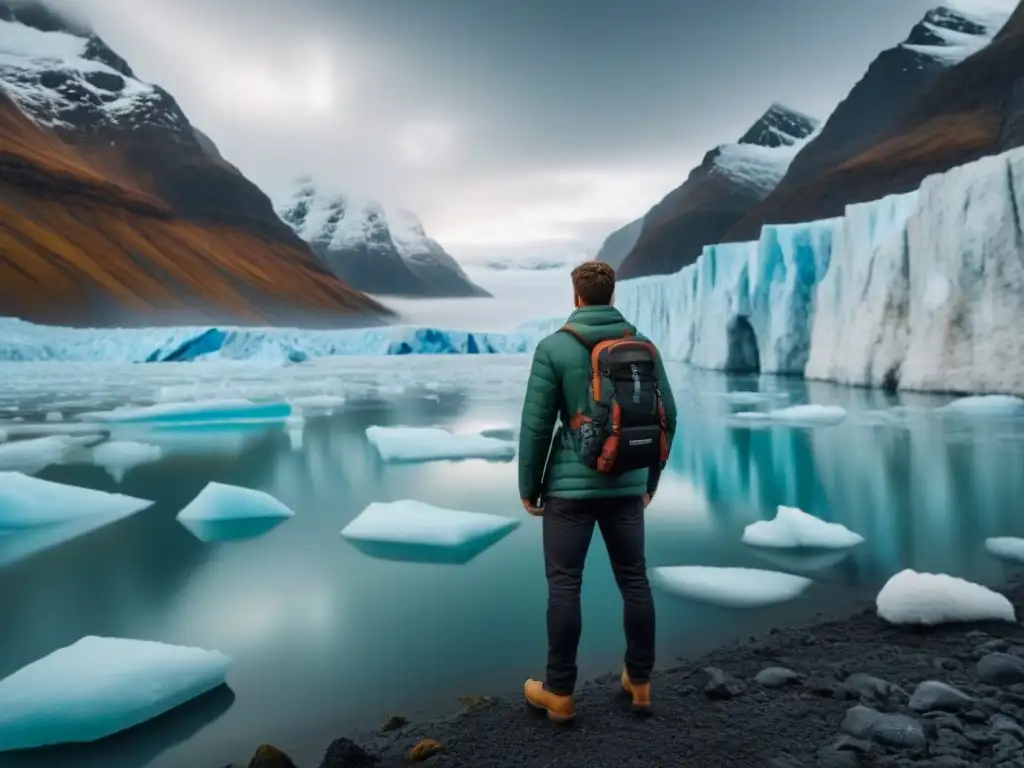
[558,324,634,350]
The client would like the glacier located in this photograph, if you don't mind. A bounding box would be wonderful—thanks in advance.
[0,321,542,363]
[615,147,1024,395]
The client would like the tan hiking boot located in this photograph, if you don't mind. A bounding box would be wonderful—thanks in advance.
[523,679,575,722]
[620,669,651,712]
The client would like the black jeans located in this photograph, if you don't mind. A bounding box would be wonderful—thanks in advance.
[542,495,655,695]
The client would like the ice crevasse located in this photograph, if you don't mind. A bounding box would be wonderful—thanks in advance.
[615,147,1024,395]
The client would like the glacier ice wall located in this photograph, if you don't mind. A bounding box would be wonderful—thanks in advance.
[617,146,1024,395]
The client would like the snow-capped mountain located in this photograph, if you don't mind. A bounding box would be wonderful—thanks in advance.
[723,0,1020,243]
[277,178,490,298]
[0,0,389,326]
[616,103,819,278]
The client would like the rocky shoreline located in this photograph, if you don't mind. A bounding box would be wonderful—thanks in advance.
[240,580,1024,768]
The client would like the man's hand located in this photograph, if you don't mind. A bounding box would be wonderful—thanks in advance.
[521,498,544,516]
[642,493,651,509]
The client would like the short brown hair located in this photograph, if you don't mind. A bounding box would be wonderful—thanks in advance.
[571,261,615,305]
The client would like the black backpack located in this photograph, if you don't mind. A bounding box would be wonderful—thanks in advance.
[559,324,669,476]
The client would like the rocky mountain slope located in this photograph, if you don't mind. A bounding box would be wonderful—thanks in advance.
[616,103,819,278]
[723,0,1021,242]
[0,1,392,326]
[590,216,643,269]
[277,178,490,298]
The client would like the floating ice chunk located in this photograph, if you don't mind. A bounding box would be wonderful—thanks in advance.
[985,537,1024,564]
[940,395,1024,417]
[0,635,232,750]
[44,412,63,422]
[176,483,296,523]
[341,500,519,563]
[342,500,519,546]
[90,441,164,483]
[285,416,305,451]
[290,394,345,414]
[742,506,865,550]
[0,472,153,528]
[365,426,516,463]
[650,566,813,608]
[0,435,100,475]
[734,404,848,426]
[81,399,291,425]
[876,569,1016,625]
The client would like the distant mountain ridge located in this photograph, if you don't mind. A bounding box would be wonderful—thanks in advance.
[616,103,819,278]
[276,177,490,298]
[0,0,391,326]
[723,0,1021,243]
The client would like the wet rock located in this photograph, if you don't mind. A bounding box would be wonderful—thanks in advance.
[815,747,859,768]
[844,673,906,706]
[909,681,974,713]
[319,737,379,768]
[248,745,298,768]
[404,739,443,762]
[381,715,409,732]
[990,713,1024,741]
[840,705,927,751]
[978,653,1024,686]
[924,712,966,733]
[769,757,806,768]
[1009,645,1024,658]
[756,666,802,689]
[919,757,975,767]
[807,677,846,698]
[704,667,746,700]
[830,735,873,754]
[458,695,496,712]
[976,638,1010,654]
[934,658,962,673]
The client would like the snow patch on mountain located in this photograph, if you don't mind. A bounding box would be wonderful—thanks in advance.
[0,13,171,131]
[901,2,1015,64]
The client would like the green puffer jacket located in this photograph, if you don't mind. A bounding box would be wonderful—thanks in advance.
[517,304,678,502]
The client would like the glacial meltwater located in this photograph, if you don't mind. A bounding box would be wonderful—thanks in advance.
[0,355,1022,768]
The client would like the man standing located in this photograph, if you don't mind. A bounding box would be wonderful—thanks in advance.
[518,261,678,722]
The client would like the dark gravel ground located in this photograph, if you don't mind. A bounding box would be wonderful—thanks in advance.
[250,579,1024,768]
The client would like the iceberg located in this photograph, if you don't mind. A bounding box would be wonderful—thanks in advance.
[875,569,1017,626]
[939,395,1024,417]
[0,320,542,363]
[340,500,520,564]
[985,537,1024,563]
[90,441,164,482]
[0,472,154,528]
[289,394,346,414]
[649,566,813,608]
[365,426,517,463]
[732,404,848,427]
[176,482,296,523]
[0,435,94,474]
[80,399,291,425]
[0,636,231,750]
[615,147,1024,395]
[742,505,865,549]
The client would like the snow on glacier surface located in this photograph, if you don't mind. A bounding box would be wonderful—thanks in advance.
[742,506,864,550]
[0,636,231,750]
[876,569,1017,626]
[616,146,1024,396]
[365,426,517,463]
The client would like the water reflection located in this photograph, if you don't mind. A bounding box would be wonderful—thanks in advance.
[3,685,236,768]
[178,517,291,544]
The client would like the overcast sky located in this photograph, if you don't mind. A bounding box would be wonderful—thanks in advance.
[51,0,939,263]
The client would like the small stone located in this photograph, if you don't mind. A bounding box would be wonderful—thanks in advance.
[319,737,379,768]
[404,739,443,762]
[770,757,806,768]
[990,713,1024,741]
[381,715,409,732]
[844,673,906,704]
[815,748,859,768]
[1009,645,1024,658]
[976,638,1010,654]
[459,695,497,712]
[925,712,966,733]
[756,666,802,689]
[978,653,1024,686]
[934,658,962,672]
[921,757,974,767]
[807,677,844,697]
[909,681,974,713]
[840,705,927,751]
[248,745,298,768]
[831,735,873,753]
[704,667,746,700]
